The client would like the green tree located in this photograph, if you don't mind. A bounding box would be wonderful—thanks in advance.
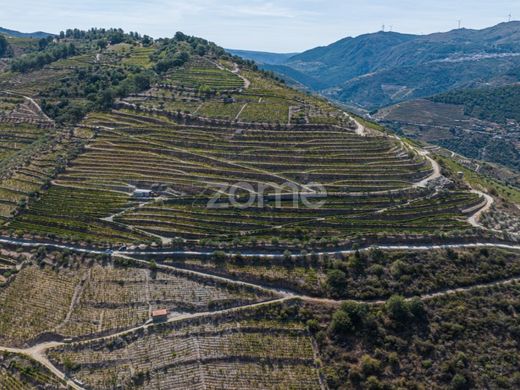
[340,301,367,330]
[38,37,49,50]
[97,88,115,110]
[360,355,381,375]
[408,297,426,319]
[96,39,108,49]
[0,34,9,57]
[330,309,353,334]
[326,269,347,297]
[385,294,410,321]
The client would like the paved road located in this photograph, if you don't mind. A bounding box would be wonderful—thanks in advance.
[1,235,519,258]
[115,242,520,258]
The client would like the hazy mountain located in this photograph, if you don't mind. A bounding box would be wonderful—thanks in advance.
[0,27,54,39]
[226,49,298,65]
[261,64,326,90]
[287,31,417,87]
[266,22,520,111]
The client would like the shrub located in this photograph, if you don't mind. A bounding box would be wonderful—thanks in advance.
[390,259,406,277]
[212,250,226,262]
[360,355,381,375]
[450,373,468,390]
[306,319,320,333]
[365,376,384,390]
[0,34,9,57]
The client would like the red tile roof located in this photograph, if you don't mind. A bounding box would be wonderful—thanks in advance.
[152,309,168,317]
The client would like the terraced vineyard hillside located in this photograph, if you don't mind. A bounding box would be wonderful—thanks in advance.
[20,107,475,244]
[0,27,518,390]
[0,93,77,224]
[0,255,272,348]
[0,33,487,246]
[48,307,320,389]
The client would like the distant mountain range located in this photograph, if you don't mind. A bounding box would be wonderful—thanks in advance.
[226,49,298,65]
[232,22,520,112]
[0,27,53,39]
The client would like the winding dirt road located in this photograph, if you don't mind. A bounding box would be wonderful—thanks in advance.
[3,90,54,124]
[211,60,251,89]
[2,256,519,389]
[119,253,520,307]
[350,115,366,136]
[468,189,495,227]
[0,342,83,390]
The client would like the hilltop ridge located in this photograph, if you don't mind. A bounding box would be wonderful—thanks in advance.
[0,26,53,39]
[234,21,520,111]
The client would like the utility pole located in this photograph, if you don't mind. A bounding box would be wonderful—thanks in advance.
[382,24,385,32]
[458,20,461,29]
[508,13,512,22]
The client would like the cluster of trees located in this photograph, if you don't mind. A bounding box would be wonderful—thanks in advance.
[58,28,152,46]
[0,34,9,57]
[329,301,369,335]
[314,283,520,389]
[154,51,190,73]
[151,31,226,74]
[10,43,77,73]
[21,28,236,122]
[41,66,154,123]
[37,36,55,51]
[202,247,520,301]
[329,295,424,336]
[320,247,520,301]
[168,31,226,57]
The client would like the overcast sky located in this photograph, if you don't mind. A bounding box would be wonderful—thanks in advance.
[2,0,520,52]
